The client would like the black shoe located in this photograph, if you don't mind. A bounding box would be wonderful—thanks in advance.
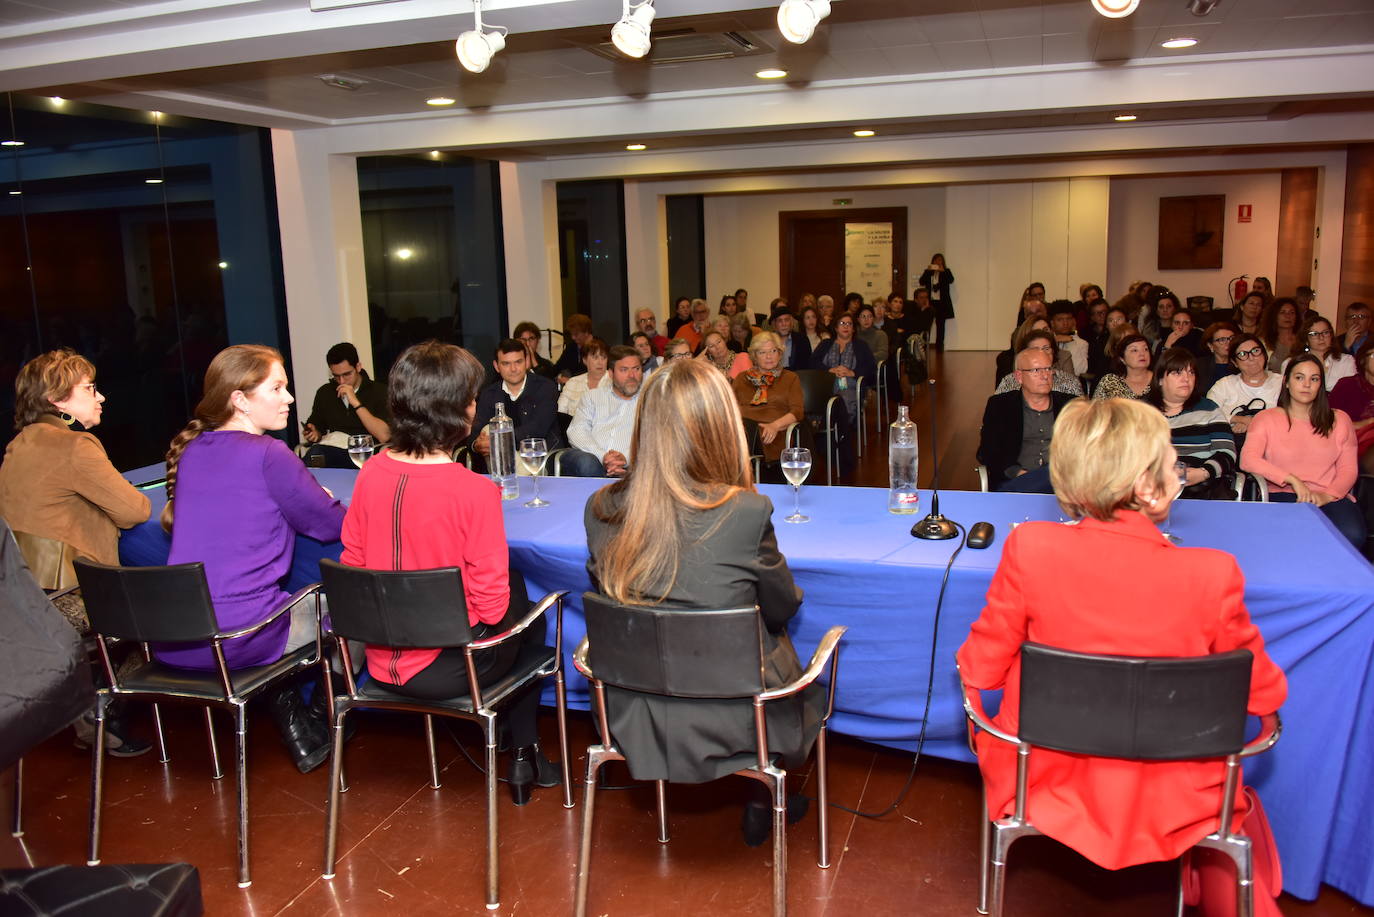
[73,712,153,758]
[307,678,356,743]
[508,744,562,806]
[269,686,331,774]
[741,794,810,847]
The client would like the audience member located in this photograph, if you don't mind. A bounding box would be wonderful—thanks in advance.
[1092,333,1153,401]
[663,337,693,363]
[673,299,711,352]
[735,289,749,315]
[855,304,889,364]
[811,313,876,430]
[632,332,662,375]
[666,297,693,338]
[994,328,1084,397]
[698,330,751,379]
[1084,299,1112,377]
[905,289,936,342]
[720,295,742,318]
[977,347,1073,493]
[844,292,865,316]
[302,342,392,468]
[554,313,594,384]
[342,341,560,804]
[1295,286,1316,321]
[1241,354,1365,549]
[514,321,558,380]
[1328,339,1374,475]
[1283,313,1355,390]
[635,308,669,355]
[1233,291,1266,337]
[1200,321,1239,390]
[958,396,1287,917]
[1153,290,1181,328]
[1049,300,1088,376]
[564,346,644,478]
[917,253,954,349]
[770,306,812,370]
[800,305,830,352]
[161,345,345,773]
[584,357,819,846]
[1146,348,1237,500]
[470,339,563,465]
[1155,306,1203,358]
[1018,295,1047,326]
[727,312,754,354]
[1075,283,1104,333]
[797,292,817,315]
[733,331,804,471]
[1260,297,1300,372]
[818,296,837,329]
[1205,333,1283,439]
[1339,301,1370,356]
[1251,276,1273,299]
[557,337,609,418]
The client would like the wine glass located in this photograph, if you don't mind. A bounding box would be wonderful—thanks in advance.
[1163,460,1188,544]
[347,434,374,469]
[519,437,549,508]
[780,447,812,524]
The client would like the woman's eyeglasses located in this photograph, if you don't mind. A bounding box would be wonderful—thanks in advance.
[1234,347,1264,360]
[77,383,99,396]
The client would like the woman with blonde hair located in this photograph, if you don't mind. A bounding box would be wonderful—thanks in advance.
[584,358,820,845]
[957,397,1287,916]
[161,344,345,773]
[733,331,804,470]
[727,311,754,354]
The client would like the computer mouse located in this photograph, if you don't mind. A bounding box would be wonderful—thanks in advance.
[966,521,995,549]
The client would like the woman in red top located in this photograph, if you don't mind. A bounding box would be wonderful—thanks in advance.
[340,341,560,805]
[957,398,1287,914]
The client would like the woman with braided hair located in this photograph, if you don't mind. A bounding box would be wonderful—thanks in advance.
[159,344,345,773]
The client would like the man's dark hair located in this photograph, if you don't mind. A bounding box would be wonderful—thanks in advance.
[1047,299,1076,319]
[326,342,359,366]
[388,341,484,457]
[608,345,639,365]
[512,321,541,340]
[630,331,650,344]
[846,292,866,307]
[494,338,525,359]
[1146,348,1204,411]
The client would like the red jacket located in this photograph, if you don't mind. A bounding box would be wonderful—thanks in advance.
[955,510,1287,870]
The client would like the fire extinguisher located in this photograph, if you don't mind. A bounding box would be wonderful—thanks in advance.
[1229,275,1248,307]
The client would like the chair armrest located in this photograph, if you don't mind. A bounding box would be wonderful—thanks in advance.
[216,583,321,640]
[1239,712,1281,757]
[957,664,1019,747]
[1232,473,1245,501]
[975,464,990,493]
[550,447,569,477]
[756,625,846,702]
[1254,474,1269,502]
[47,583,81,602]
[572,636,592,680]
[468,589,569,651]
[784,422,800,448]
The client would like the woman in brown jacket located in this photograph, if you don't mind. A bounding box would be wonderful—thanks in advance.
[732,331,804,474]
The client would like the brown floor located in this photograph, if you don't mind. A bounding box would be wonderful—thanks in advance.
[3,352,1370,916]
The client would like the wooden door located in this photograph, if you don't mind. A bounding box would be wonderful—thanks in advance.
[779,208,907,308]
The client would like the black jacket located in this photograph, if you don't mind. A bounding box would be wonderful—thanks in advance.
[977,390,1075,486]
[780,330,812,371]
[470,372,563,451]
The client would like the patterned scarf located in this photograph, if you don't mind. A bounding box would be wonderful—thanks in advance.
[743,369,777,405]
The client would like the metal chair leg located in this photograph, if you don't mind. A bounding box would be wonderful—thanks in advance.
[1176,854,1188,917]
[771,772,787,917]
[234,702,251,888]
[424,715,441,789]
[574,749,610,917]
[322,706,350,879]
[655,781,669,843]
[483,714,499,909]
[978,789,991,915]
[151,702,169,763]
[816,725,830,869]
[86,695,107,866]
[10,758,22,838]
[1232,842,1254,917]
[204,708,223,780]
[555,670,574,809]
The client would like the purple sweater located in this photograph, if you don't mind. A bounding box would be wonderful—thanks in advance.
[159,431,345,670]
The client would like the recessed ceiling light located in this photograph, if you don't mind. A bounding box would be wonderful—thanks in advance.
[625,143,647,151]
[145,177,164,184]
[1161,37,1198,49]
[1090,0,1139,17]
[755,68,789,80]
[1,140,24,147]
[426,97,456,106]
[1114,114,1138,122]
[429,150,441,157]
[853,129,876,137]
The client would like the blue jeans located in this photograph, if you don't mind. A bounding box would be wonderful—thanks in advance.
[997,465,1054,494]
[558,448,609,478]
[1268,493,1368,551]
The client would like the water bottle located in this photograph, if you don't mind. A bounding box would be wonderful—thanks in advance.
[488,402,518,501]
[888,405,919,515]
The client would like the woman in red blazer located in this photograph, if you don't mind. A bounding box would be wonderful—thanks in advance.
[956,398,1287,912]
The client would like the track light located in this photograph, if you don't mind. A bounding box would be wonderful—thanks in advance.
[777,0,830,44]
[1186,0,1219,15]
[611,0,655,58]
[1089,0,1139,18]
[455,0,507,74]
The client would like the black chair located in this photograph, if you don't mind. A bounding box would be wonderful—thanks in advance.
[73,557,324,889]
[958,642,1282,917]
[793,369,842,485]
[316,559,572,910]
[0,863,203,916]
[572,593,846,917]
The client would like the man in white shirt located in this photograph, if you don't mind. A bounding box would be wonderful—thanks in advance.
[1049,301,1088,377]
[563,346,644,477]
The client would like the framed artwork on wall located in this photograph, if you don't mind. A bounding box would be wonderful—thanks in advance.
[1158,194,1225,270]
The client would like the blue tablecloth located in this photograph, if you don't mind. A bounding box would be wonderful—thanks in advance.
[118,472,1374,904]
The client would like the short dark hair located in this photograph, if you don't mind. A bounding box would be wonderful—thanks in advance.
[387,341,484,457]
[326,342,359,366]
[582,337,609,360]
[1016,328,1059,359]
[565,313,593,336]
[1082,284,1104,300]
[1229,333,1267,365]
[630,331,650,344]
[608,345,639,366]
[512,321,541,340]
[1146,348,1203,411]
[494,338,525,359]
[1047,299,1076,319]
[1110,333,1151,375]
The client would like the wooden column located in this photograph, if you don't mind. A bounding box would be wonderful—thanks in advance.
[1275,168,1317,297]
[1339,144,1374,308]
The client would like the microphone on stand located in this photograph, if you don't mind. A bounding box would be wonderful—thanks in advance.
[911,377,959,541]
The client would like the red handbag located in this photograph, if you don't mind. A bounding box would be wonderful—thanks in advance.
[1182,786,1283,917]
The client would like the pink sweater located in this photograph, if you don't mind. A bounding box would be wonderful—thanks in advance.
[1240,407,1358,500]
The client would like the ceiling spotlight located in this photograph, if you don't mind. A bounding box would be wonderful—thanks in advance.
[853,129,876,137]
[8,190,20,196]
[426,96,456,106]
[455,0,507,74]
[1,140,24,147]
[145,177,164,184]
[611,0,655,59]
[777,0,831,44]
[1161,37,1198,48]
[1089,0,1139,18]
[1186,0,1219,15]
[626,143,647,151]
[50,96,65,105]
[755,68,789,80]
[1114,114,1137,121]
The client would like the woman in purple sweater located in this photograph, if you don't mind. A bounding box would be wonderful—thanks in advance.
[161,344,345,772]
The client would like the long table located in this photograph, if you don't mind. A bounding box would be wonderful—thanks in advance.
[118,472,1374,904]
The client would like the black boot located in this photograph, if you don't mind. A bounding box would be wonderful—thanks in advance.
[306,677,355,743]
[269,685,330,774]
[507,744,562,806]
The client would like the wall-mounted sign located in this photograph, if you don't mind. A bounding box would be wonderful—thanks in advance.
[832,198,853,206]
[1238,204,1252,223]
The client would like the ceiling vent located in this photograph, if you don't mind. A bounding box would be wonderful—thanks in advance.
[317,73,368,91]
[585,28,773,64]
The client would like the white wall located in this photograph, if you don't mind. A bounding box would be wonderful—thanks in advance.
[1107,173,1281,309]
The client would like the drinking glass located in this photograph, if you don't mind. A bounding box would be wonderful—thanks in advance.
[347,434,374,469]
[1163,460,1188,543]
[519,437,549,508]
[780,447,812,524]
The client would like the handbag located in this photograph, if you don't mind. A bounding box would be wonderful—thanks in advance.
[1182,786,1282,917]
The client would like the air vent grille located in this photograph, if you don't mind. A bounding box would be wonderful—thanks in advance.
[585,29,772,64]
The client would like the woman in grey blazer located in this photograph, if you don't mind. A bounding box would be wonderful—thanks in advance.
[583,358,821,843]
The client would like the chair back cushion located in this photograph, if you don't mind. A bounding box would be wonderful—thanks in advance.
[793,369,834,418]
[73,557,219,643]
[1018,642,1252,760]
[11,530,78,591]
[583,592,764,698]
[320,558,473,648]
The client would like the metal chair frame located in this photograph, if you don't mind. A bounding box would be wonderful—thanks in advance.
[957,649,1282,917]
[317,563,572,910]
[75,558,325,889]
[793,369,841,486]
[571,599,845,917]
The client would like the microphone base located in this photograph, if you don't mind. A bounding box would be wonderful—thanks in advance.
[911,513,959,541]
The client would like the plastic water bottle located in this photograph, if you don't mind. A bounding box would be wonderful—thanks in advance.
[888,405,919,514]
[489,403,518,501]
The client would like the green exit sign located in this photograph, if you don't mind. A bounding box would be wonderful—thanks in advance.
[833,198,852,206]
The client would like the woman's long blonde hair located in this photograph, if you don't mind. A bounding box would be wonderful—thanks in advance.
[588,358,754,604]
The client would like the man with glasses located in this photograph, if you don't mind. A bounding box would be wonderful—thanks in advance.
[302,341,391,468]
[635,308,669,356]
[673,299,712,353]
[663,338,693,362]
[977,348,1073,494]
